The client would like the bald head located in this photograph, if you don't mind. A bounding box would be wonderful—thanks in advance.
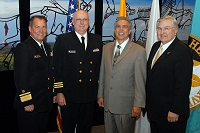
[72,10,90,35]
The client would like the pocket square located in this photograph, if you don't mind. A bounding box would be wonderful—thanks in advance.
[34,54,41,58]
[93,48,99,52]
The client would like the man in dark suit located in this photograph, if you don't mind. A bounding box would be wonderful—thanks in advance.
[53,10,102,133]
[14,15,53,133]
[97,17,146,133]
[146,15,193,133]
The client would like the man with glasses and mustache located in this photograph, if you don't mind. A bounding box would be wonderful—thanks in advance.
[53,10,103,133]
[146,15,193,133]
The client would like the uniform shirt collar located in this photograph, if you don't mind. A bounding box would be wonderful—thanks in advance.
[30,36,43,47]
[75,31,87,44]
[161,36,176,53]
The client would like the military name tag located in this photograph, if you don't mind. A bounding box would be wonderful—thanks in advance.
[68,50,76,53]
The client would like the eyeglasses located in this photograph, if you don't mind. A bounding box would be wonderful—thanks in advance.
[75,18,89,23]
[157,27,174,32]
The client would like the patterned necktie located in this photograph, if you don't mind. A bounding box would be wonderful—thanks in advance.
[113,45,121,63]
[152,44,163,66]
[81,36,85,51]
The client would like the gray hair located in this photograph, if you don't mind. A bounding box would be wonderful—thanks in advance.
[114,17,132,30]
[156,15,178,30]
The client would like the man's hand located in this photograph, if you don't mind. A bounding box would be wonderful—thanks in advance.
[56,93,66,106]
[53,96,57,103]
[167,111,179,122]
[132,106,141,119]
[97,98,104,107]
[24,104,34,112]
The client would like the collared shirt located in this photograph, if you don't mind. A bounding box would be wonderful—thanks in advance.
[30,36,47,56]
[114,38,129,56]
[30,35,43,48]
[152,37,176,66]
[75,31,87,50]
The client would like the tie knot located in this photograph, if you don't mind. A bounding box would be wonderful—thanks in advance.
[117,45,121,49]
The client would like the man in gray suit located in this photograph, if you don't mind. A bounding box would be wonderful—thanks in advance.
[97,17,146,133]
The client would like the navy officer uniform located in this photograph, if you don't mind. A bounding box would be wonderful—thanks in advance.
[53,31,102,133]
[14,36,54,133]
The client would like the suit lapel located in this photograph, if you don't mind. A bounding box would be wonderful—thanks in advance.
[151,38,177,70]
[108,41,115,65]
[85,33,92,58]
[72,32,86,58]
[147,42,160,71]
[29,37,48,63]
[115,40,132,64]
[44,42,51,64]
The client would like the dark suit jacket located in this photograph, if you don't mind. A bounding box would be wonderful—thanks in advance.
[53,31,103,103]
[14,36,53,112]
[146,37,193,123]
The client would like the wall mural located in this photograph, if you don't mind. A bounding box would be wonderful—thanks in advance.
[0,0,195,71]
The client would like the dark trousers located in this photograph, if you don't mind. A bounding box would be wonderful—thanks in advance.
[17,111,49,133]
[61,101,95,133]
[150,119,187,133]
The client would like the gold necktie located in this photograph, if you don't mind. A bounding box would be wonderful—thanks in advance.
[153,44,163,66]
[113,45,121,63]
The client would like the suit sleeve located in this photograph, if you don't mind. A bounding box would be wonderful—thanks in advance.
[97,45,105,98]
[53,35,65,94]
[170,47,193,115]
[133,48,147,108]
[14,43,33,107]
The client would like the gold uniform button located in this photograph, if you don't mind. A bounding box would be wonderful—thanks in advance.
[48,78,50,80]
[89,79,92,82]
[80,62,82,64]
[79,70,82,73]
[90,70,92,73]
[90,61,92,64]
[79,79,82,82]
[48,87,50,90]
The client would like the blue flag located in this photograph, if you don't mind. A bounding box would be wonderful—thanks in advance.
[66,0,78,33]
[186,0,200,133]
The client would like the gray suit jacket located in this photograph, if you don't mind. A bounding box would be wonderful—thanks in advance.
[97,40,146,114]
